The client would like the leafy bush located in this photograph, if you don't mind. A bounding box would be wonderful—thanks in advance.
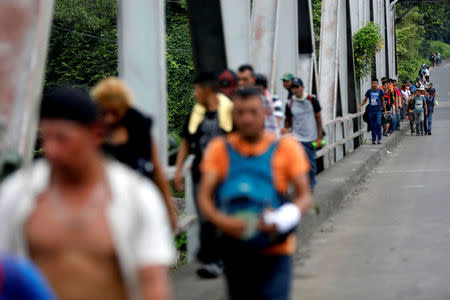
[353,22,383,80]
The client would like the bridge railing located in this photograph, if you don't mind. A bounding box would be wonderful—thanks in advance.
[317,111,367,164]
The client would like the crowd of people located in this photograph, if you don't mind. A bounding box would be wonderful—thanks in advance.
[358,64,438,144]
[0,61,326,300]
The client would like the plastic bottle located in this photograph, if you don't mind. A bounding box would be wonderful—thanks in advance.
[312,139,326,149]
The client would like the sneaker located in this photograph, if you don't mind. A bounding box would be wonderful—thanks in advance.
[377,140,381,144]
[428,132,432,135]
[196,262,224,279]
[372,141,376,145]
[411,131,414,135]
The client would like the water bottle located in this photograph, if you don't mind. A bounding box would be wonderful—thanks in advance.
[312,139,326,149]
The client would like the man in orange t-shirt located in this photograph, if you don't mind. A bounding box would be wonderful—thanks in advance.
[198,87,312,300]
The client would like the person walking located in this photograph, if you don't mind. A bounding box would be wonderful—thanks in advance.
[91,77,177,230]
[407,90,416,135]
[255,73,283,131]
[198,87,312,300]
[281,73,295,101]
[424,66,430,83]
[382,81,393,136]
[358,78,385,144]
[237,65,279,135]
[0,87,176,300]
[424,83,436,135]
[413,86,428,136]
[282,77,323,191]
[174,72,233,278]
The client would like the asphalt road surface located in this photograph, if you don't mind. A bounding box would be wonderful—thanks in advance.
[292,61,450,300]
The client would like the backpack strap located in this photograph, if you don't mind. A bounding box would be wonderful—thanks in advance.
[289,97,294,109]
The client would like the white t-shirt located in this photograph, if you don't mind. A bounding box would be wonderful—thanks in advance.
[425,69,430,76]
[0,159,176,300]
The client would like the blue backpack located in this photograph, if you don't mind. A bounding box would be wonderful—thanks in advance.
[215,140,291,251]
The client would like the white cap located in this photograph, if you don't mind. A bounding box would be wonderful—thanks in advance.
[419,85,425,91]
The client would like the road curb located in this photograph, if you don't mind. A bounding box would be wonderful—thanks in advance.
[295,123,409,247]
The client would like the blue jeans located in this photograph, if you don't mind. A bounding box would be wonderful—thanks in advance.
[389,110,397,133]
[301,142,317,190]
[424,111,433,133]
[224,254,292,300]
[369,110,382,141]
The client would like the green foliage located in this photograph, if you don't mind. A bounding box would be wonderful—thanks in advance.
[45,0,118,89]
[312,0,322,62]
[395,4,450,82]
[45,0,196,138]
[166,0,196,136]
[353,22,383,80]
[395,9,424,82]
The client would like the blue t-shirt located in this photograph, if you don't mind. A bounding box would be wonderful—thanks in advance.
[0,256,56,300]
[414,95,426,112]
[365,89,384,112]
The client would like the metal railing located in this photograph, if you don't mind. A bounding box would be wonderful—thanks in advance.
[317,111,367,162]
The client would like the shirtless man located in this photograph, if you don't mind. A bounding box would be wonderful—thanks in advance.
[0,87,175,300]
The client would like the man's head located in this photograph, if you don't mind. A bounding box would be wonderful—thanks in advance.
[255,73,268,93]
[231,87,265,142]
[237,64,256,88]
[281,73,294,90]
[381,77,387,83]
[291,77,304,98]
[40,86,103,173]
[218,69,237,98]
[393,79,397,86]
[383,81,389,91]
[416,77,420,82]
[91,77,133,129]
[429,83,433,88]
[193,72,219,105]
[371,78,379,90]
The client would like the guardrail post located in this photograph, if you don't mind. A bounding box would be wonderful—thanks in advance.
[184,165,198,263]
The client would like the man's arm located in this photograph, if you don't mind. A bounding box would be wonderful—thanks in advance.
[139,266,172,300]
[198,172,247,239]
[314,112,323,146]
[281,115,293,135]
[292,173,312,215]
[174,139,189,191]
[357,97,368,111]
[150,139,177,230]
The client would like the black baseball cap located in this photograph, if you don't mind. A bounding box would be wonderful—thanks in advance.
[40,86,99,125]
[290,77,304,87]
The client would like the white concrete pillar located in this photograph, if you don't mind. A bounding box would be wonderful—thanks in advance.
[220,0,251,70]
[250,0,278,85]
[0,0,54,169]
[119,0,168,165]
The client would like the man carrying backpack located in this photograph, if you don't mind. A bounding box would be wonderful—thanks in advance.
[198,87,312,300]
[281,77,323,191]
[358,78,385,144]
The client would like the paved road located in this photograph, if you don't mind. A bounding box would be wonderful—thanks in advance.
[292,61,450,300]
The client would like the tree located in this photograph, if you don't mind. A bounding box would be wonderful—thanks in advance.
[45,0,118,89]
